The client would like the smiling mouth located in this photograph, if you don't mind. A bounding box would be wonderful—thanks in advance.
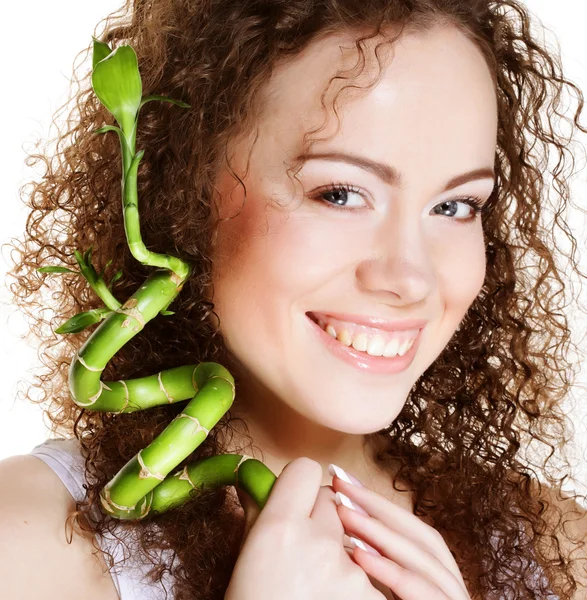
[306,312,419,359]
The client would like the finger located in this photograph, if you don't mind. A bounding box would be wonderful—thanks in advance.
[332,476,466,587]
[309,484,346,539]
[258,457,323,522]
[353,548,454,600]
[339,507,469,599]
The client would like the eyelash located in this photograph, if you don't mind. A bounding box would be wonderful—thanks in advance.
[310,181,487,221]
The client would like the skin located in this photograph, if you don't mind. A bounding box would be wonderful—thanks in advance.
[209,23,497,502]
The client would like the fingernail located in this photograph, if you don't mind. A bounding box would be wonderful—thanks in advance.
[335,492,369,516]
[328,463,365,488]
[349,536,382,556]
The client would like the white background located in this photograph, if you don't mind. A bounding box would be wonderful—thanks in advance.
[1,2,586,497]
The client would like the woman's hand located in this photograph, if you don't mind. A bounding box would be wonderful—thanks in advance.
[330,466,472,600]
[225,457,387,600]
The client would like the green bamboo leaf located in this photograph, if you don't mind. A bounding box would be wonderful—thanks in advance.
[99,259,113,279]
[73,249,94,285]
[93,124,123,136]
[91,45,142,136]
[55,307,112,334]
[84,245,94,264]
[92,37,112,70]
[160,310,175,316]
[74,249,85,268]
[108,270,123,290]
[139,95,191,110]
[37,266,78,274]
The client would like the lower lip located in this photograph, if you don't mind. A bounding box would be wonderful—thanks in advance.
[305,314,423,375]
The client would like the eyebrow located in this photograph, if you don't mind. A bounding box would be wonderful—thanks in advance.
[296,151,496,192]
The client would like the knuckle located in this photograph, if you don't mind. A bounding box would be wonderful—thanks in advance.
[429,527,444,543]
[263,513,298,540]
[429,527,449,551]
[292,456,322,475]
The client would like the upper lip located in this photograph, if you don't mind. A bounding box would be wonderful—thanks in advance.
[307,311,428,332]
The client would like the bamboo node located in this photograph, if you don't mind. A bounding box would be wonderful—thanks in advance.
[177,466,197,489]
[137,450,166,481]
[136,493,153,519]
[234,454,255,474]
[191,367,199,394]
[170,271,183,287]
[99,489,118,516]
[116,298,146,331]
[174,413,210,436]
[158,371,175,403]
[101,485,138,513]
[78,380,111,406]
[77,354,102,372]
[111,380,130,414]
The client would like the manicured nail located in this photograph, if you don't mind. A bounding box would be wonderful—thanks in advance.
[328,463,365,487]
[349,536,382,556]
[335,492,369,516]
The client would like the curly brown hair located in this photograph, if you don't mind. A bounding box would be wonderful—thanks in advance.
[6,0,587,598]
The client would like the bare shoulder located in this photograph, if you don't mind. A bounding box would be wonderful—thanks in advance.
[0,453,119,600]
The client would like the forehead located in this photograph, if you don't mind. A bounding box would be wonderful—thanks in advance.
[254,24,498,176]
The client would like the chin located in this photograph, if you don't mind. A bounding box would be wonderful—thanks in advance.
[306,401,400,436]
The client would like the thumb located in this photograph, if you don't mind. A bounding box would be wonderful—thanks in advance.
[236,486,262,545]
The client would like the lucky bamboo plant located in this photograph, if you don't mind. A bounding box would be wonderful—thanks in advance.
[37,38,277,520]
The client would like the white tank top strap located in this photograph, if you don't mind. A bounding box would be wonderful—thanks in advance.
[29,437,176,600]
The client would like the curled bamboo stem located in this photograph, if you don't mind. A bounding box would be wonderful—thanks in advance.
[39,39,276,520]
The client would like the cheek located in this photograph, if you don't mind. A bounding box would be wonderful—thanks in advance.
[439,230,486,314]
[213,195,351,301]
[209,195,330,345]
[210,200,266,327]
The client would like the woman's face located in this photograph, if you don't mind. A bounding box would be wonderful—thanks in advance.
[210,24,497,435]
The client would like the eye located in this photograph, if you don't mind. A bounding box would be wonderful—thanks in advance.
[309,182,367,210]
[432,197,486,221]
[310,182,486,222]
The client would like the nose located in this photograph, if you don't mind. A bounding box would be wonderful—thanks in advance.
[355,223,434,304]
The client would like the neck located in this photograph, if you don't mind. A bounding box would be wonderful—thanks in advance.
[219,355,390,488]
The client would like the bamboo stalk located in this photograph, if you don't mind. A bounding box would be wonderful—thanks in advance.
[38,39,276,520]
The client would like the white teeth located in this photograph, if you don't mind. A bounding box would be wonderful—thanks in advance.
[397,338,415,357]
[366,335,386,356]
[326,325,337,338]
[383,337,401,358]
[338,329,352,346]
[351,333,368,352]
[316,316,419,358]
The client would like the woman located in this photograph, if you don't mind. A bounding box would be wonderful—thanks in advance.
[2,0,586,598]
